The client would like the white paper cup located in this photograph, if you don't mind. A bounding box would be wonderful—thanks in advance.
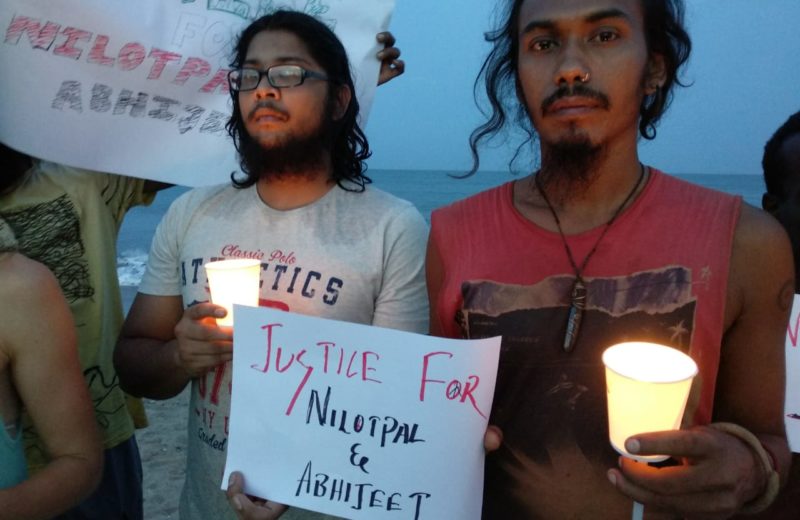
[204,259,261,326]
[602,342,698,462]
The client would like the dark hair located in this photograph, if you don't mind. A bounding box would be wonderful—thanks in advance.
[468,0,692,173]
[763,110,800,199]
[226,10,371,191]
[0,143,33,193]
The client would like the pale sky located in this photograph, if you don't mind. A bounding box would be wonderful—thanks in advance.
[365,0,800,176]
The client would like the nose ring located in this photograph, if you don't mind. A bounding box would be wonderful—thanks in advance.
[579,72,590,83]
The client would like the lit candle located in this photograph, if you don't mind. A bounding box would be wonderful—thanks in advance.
[602,341,698,462]
[204,258,261,326]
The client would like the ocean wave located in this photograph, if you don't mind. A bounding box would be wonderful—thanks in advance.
[117,249,148,287]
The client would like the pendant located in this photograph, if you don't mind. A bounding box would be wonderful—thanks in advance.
[563,278,587,353]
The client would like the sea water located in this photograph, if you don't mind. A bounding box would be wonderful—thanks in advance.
[117,169,767,287]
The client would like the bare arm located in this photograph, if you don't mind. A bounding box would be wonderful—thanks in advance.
[114,292,233,400]
[0,254,102,520]
[609,205,794,517]
[715,204,793,482]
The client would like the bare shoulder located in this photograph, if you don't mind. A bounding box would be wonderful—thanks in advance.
[0,252,62,306]
[0,253,71,352]
[726,203,794,326]
[731,203,792,274]
[734,203,791,245]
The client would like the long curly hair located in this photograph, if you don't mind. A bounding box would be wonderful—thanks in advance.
[468,0,692,173]
[226,10,371,191]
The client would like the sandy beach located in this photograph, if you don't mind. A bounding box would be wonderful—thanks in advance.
[138,390,189,520]
[123,286,191,520]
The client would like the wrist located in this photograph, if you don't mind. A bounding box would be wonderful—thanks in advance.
[169,339,193,380]
[708,422,780,515]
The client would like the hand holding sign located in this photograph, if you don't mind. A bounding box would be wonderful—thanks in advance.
[227,472,288,520]
[0,0,396,185]
[224,306,501,520]
[376,32,404,86]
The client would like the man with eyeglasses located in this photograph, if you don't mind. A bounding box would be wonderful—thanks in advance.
[115,10,428,520]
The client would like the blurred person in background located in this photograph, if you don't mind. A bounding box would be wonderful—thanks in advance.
[757,109,800,520]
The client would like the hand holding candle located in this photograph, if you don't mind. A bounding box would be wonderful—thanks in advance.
[603,341,698,461]
[603,341,698,519]
[204,259,262,326]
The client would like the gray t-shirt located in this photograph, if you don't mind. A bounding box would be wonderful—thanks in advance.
[139,182,429,520]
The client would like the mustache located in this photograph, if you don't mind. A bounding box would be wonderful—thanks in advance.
[541,84,611,114]
[247,101,288,120]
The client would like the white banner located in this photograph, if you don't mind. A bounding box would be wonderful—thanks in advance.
[785,295,800,452]
[0,0,393,186]
[224,305,501,520]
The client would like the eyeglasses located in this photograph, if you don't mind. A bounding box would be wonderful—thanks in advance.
[227,65,329,92]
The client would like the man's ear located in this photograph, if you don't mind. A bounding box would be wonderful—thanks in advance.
[332,84,352,121]
[762,192,781,214]
[645,53,667,95]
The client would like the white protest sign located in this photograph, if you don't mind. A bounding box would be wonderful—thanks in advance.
[224,305,501,520]
[0,0,393,186]
[785,295,800,452]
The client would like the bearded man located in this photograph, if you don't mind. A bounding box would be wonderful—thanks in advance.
[114,11,428,520]
[428,0,793,518]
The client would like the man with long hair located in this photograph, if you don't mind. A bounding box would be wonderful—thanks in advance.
[428,0,793,517]
[115,10,427,520]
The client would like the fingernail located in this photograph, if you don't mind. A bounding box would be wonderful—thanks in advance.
[233,496,243,511]
[607,471,617,486]
[215,309,226,318]
[626,438,640,454]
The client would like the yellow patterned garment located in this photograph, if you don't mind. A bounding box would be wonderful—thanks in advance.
[0,161,154,469]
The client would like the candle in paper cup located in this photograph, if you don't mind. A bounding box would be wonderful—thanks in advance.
[602,341,698,462]
[204,259,261,326]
